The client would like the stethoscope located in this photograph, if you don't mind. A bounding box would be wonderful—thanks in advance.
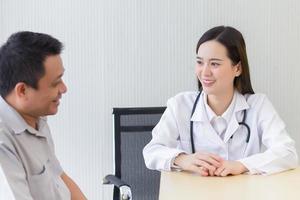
[190,89,251,153]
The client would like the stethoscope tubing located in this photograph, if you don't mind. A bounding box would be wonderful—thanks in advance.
[190,90,250,153]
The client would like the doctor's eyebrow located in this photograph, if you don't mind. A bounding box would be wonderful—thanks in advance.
[196,56,223,62]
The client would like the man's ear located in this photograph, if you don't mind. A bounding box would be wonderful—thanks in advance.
[235,62,242,77]
[14,82,28,99]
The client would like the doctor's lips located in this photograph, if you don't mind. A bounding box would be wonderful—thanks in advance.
[201,79,215,87]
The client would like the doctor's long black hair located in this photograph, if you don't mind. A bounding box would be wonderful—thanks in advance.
[196,26,255,95]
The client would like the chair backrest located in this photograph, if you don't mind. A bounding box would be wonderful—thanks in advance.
[113,107,166,200]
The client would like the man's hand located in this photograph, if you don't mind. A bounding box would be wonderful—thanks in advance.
[214,160,248,177]
[174,152,223,176]
[61,172,87,200]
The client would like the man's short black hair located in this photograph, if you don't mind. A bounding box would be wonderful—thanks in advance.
[0,31,63,97]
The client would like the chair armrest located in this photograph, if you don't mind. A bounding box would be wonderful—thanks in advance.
[103,174,130,187]
[103,174,132,200]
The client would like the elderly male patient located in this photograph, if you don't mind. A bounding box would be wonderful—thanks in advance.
[0,31,86,200]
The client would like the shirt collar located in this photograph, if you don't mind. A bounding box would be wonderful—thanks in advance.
[191,90,249,122]
[0,96,47,136]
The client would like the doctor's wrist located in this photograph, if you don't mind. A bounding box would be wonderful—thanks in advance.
[237,161,249,174]
[173,153,188,169]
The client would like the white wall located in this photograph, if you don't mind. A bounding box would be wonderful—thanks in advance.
[1,0,299,199]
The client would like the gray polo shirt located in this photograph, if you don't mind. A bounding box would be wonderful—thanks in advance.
[0,96,70,200]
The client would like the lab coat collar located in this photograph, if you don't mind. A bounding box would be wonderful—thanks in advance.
[233,91,250,113]
[191,90,250,122]
[223,91,250,143]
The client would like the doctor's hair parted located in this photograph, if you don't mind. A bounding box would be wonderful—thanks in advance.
[196,26,254,95]
[0,31,63,97]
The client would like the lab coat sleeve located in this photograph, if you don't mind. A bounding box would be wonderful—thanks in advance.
[143,98,187,171]
[0,140,34,200]
[239,96,298,175]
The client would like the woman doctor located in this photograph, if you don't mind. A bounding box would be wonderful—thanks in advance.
[143,26,298,177]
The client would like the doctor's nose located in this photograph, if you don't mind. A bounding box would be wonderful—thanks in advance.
[202,64,212,76]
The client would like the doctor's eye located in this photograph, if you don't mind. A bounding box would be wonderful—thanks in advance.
[196,60,204,66]
[211,62,220,67]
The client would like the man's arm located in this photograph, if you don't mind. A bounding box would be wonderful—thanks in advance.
[0,165,16,200]
[0,142,34,200]
[61,172,87,200]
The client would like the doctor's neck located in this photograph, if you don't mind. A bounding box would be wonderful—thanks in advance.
[207,88,234,116]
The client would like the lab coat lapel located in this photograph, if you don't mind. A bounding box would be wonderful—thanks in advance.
[224,92,250,143]
[191,93,225,148]
[223,116,239,143]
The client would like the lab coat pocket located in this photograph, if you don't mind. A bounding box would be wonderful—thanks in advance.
[27,164,56,200]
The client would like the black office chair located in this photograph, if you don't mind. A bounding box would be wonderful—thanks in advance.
[103,107,166,200]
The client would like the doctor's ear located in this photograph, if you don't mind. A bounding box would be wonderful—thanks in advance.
[234,62,242,77]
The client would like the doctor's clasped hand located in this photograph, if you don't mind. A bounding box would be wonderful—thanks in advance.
[174,152,248,176]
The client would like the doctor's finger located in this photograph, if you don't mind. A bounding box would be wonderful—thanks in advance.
[195,152,222,161]
[207,166,216,176]
[200,167,210,176]
[220,168,231,177]
[194,160,216,175]
[198,166,210,176]
[196,154,222,167]
[190,165,208,176]
[196,162,215,176]
[200,156,222,167]
[214,165,225,176]
[206,153,224,162]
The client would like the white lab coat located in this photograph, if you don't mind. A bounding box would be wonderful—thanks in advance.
[143,91,298,175]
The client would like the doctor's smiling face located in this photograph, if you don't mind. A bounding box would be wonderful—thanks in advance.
[195,26,254,96]
[195,40,241,96]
